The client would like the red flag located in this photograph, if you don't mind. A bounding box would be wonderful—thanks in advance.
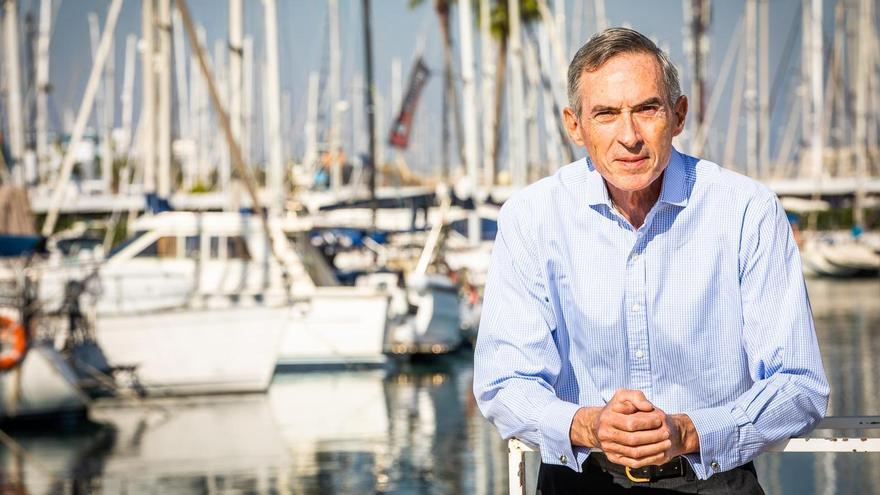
[388,57,431,149]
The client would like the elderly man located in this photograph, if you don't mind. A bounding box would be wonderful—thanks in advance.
[473,27,828,493]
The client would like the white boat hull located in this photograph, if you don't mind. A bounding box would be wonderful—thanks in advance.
[0,346,90,420]
[96,305,285,395]
[277,289,391,367]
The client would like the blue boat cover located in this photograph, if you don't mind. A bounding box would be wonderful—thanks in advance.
[0,235,44,257]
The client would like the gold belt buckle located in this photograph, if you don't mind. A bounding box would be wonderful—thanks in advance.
[625,466,651,483]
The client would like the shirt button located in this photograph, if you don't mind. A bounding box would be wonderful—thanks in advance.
[635,350,644,359]
[559,454,568,464]
[631,304,640,312]
[710,461,720,471]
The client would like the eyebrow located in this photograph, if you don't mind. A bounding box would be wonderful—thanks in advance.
[589,97,665,114]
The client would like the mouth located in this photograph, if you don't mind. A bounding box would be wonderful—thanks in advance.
[614,156,650,168]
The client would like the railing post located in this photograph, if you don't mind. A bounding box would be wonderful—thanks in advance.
[508,438,528,495]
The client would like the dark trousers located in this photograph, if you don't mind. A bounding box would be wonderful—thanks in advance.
[537,454,765,494]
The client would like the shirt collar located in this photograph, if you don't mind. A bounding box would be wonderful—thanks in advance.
[581,148,690,208]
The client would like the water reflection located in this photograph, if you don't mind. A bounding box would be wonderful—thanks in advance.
[270,358,506,494]
[93,394,289,493]
[0,279,877,494]
[754,278,880,495]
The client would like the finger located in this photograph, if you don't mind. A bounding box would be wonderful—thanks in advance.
[601,439,673,460]
[607,450,671,469]
[597,425,670,447]
[611,389,655,412]
[606,410,664,432]
[609,400,638,414]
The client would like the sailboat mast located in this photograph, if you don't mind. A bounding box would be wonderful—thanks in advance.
[263,0,284,215]
[458,0,480,246]
[35,0,51,177]
[808,0,823,190]
[853,0,872,228]
[303,71,320,172]
[758,0,770,177]
[157,0,172,199]
[745,0,758,177]
[686,0,709,155]
[141,0,157,195]
[479,0,494,186]
[328,0,343,194]
[228,0,243,199]
[361,0,377,222]
[3,0,26,174]
[508,0,528,188]
[120,34,137,156]
[172,8,189,140]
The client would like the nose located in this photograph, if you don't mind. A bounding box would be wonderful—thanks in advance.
[617,111,642,149]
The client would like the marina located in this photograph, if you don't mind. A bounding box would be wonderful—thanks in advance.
[0,278,876,493]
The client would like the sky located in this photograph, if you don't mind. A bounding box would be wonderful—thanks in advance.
[1,0,869,179]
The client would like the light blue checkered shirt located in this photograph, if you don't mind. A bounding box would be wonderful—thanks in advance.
[473,149,829,480]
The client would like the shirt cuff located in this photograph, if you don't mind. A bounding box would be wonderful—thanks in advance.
[537,400,583,471]
[683,405,742,480]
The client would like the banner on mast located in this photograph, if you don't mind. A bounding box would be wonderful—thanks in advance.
[388,57,430,149]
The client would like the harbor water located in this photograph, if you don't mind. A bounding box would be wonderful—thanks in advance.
[0,278,878,494]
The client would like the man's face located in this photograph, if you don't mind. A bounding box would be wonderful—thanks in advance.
[563,52,688,194]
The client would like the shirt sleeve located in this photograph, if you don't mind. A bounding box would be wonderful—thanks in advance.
[472,198,588,472]
[683,194,830,480]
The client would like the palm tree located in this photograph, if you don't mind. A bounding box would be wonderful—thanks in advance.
[484,0,541,175]
[409,0,465,181]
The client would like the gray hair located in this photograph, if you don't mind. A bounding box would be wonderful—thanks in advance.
[567,27,682,118]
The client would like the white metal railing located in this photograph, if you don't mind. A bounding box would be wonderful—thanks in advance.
[507,416,880,495]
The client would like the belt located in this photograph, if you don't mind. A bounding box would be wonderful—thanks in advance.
[588,452,693,483]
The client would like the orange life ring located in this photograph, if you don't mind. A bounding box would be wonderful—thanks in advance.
[0,316,27,370]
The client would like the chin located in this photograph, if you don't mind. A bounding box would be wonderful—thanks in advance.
[609,174,658,193]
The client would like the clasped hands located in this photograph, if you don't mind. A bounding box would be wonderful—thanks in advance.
[570,389,699,468]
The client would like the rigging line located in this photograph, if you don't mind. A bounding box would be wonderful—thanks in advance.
[768,0,801,119]
[316,4,331,146]
[694,14,744,155]
[411,1,433,63]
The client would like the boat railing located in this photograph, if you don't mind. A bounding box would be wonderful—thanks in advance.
[507,415,880,495]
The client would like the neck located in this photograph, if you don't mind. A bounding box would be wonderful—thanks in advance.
[607,174,664,229]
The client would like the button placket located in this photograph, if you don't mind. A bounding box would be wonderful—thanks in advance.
[625,236,651,393]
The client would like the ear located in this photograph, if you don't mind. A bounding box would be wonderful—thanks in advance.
[563,107,585,147]
[671,95,688,137]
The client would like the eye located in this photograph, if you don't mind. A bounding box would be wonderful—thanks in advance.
[592,111,616,123]
[636,105,661,117]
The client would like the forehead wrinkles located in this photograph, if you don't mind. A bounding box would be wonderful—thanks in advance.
[578,54,667,113]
